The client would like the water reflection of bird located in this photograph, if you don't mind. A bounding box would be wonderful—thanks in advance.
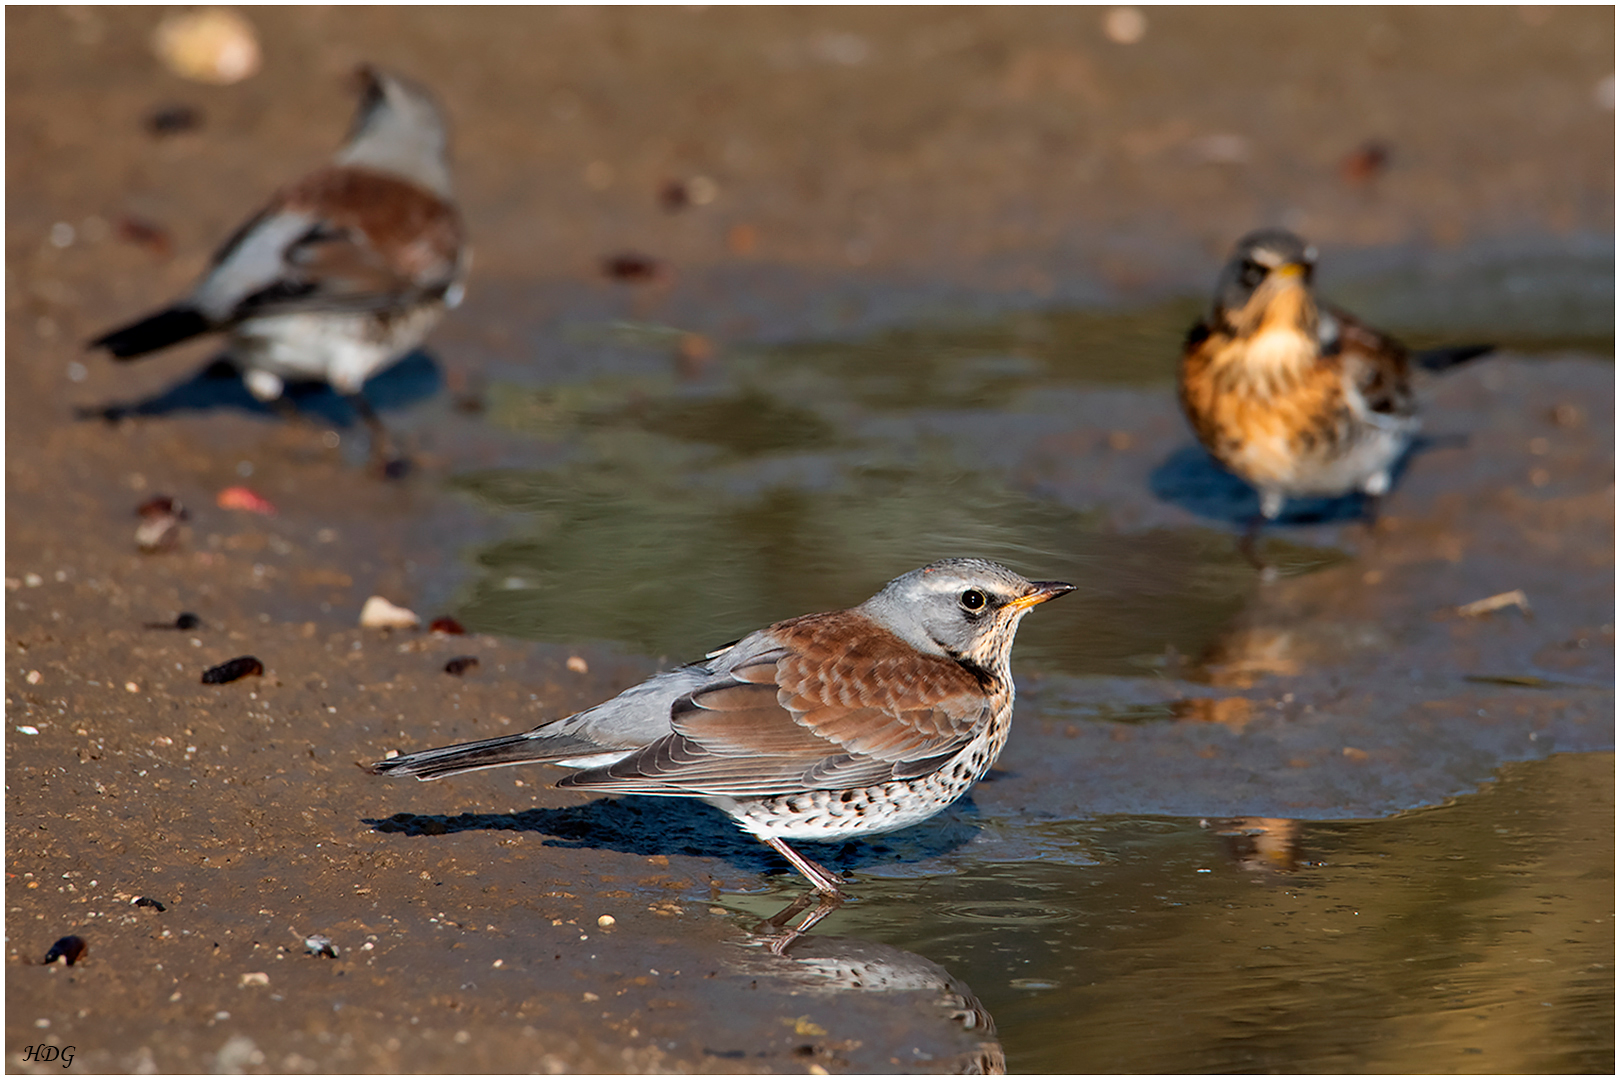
[1212,817,1303,874]
[88,67,467,473]
[369,559,1072,897]
[1178,229,1490,546]
[740,901,1006,1074]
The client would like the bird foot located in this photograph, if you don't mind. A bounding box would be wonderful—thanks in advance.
[764,836,850,899]
[1237,517,1274,577]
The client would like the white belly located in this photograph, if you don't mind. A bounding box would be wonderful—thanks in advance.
[230,305,444,399]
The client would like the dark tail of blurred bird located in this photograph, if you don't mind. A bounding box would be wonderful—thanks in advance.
[1413,344,1494,373]
[90,306,213,360]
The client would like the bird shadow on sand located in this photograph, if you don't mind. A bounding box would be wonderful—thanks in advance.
[363,793,983,884]
[1149,434,1466,527]
[74,349,442,429]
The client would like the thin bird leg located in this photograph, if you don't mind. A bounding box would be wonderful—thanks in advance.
[344,392,409,477]
[763,836,847,898]
[1360,492,1385,530]
[269,395,305,425]
[1237,514,1268,573]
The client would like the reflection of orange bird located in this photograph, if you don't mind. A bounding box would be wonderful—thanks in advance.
[1197,626,1302,689]
[1179,229,1488,529]
[1173,696,1254,731]
[1214,817,1302,874]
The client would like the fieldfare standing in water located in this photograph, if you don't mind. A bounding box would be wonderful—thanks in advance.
[89,66,468,473]
[369,558,1073,898]
[1178,228,1490,548]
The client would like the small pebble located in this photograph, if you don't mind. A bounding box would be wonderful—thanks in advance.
[443,656,479,677]
[135,495,187,554]
[135,495,185,520]
[238,971,270,987]
[602,252,666,283]
[1340,140,1392,185]
[25,671,42,685]
[1102,6,1148,44]
[566,656,589,674]
[134,896,167,912]
[429,616,467,635]
[43,935,87,966]
[658,175,718,212]
[597,914,616,928]
[115,215,174,256]
[360,596,420,630]
[146,103,203,136]
[201,656,264,685]
[17,725,39,735]
[303,935,338,959]
[216,486,276,515]
[144,612,201,630]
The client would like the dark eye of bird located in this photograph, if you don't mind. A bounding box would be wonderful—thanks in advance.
[959,589,987,612]
[1239,260,1266,289]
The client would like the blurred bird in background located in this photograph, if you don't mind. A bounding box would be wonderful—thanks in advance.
[89,66,468,474]
[1179,228,1490,560]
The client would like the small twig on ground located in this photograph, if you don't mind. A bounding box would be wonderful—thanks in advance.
[1454,589,1532,619]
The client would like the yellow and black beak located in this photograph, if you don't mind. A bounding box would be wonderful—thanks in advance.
[1008,581,1077,612]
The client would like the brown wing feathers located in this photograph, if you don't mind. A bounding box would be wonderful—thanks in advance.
[1326,305,1416,419]
[558,612,991,798]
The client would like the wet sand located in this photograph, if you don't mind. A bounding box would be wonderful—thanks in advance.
[6,7,1614,1073]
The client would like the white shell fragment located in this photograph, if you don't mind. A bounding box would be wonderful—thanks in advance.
[152,9,262,85]
[360,596,421,630]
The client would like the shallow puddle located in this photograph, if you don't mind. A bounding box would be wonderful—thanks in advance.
[718,750,1613,1073]
[447,298,1352,674]
[429,279,1611,1072]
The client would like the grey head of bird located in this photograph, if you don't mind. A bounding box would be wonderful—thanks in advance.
[1210,227,1329,343]
[336,65,454,197]
[856,557,1074,675]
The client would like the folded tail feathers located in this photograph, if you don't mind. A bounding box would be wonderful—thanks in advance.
[366,729,609,781]
[1413,343,1494,373]
[90,306,214,360]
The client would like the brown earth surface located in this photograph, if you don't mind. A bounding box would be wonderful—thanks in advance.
[6,6,1614,1074]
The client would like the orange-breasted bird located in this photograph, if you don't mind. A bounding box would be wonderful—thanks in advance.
[1179,228,1490,533]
